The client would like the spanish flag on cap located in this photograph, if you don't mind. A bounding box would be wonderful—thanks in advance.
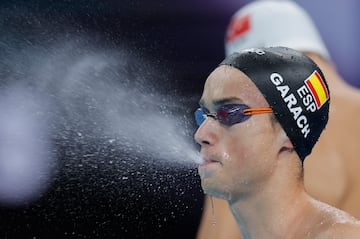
[305,71,329,109]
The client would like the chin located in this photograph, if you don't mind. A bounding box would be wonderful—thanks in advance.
[201,181,229,200]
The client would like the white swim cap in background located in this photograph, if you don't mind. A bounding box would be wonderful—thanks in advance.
[225,0,330,60]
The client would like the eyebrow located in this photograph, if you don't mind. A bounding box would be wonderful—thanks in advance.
[199,97,243,108]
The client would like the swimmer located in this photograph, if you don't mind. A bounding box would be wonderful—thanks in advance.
[197,1,360,238]
[194,46,360,239]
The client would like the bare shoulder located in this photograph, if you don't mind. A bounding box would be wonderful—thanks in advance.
[317,220,360,239]
[313,201,360,239]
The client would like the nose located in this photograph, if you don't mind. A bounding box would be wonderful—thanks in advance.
[194,118,218,147]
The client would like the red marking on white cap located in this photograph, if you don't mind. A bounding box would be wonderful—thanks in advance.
[226,14,251,42]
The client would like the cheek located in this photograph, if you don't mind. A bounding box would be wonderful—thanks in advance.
[223,122,257,160]
[224,140,251,165]
[222,121,278,173]
[220,130,253,176]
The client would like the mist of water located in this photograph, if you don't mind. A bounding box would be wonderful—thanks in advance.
[53,48,202,165]
[49,41,202,166]
[0,33,203,205]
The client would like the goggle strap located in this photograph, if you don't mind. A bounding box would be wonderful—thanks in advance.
[243,107,273,115]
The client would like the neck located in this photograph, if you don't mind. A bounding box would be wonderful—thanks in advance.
[228,155,311,239]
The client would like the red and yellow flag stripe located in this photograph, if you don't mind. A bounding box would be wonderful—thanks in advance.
[305,70,329,109]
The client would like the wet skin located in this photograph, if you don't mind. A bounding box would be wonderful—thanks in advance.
[195,65,283,203]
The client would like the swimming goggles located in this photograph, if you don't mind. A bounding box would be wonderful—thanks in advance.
[195,104,273,126]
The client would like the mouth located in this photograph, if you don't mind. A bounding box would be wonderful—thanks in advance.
[199,156,222,167]
[198,155,222,179]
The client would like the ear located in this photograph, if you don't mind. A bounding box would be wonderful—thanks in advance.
[278,127,295,154]
[280,138,295,154]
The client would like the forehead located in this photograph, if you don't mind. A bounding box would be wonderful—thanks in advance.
[201,65,266,107]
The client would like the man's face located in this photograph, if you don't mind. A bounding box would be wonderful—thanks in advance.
[194,65,282,202]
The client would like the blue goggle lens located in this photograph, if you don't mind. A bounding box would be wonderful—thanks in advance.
[195,108,207,126]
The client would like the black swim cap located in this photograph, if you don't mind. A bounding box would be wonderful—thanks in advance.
[220,47,330,161]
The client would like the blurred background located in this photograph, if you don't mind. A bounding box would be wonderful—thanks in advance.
[0,0,358,238]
